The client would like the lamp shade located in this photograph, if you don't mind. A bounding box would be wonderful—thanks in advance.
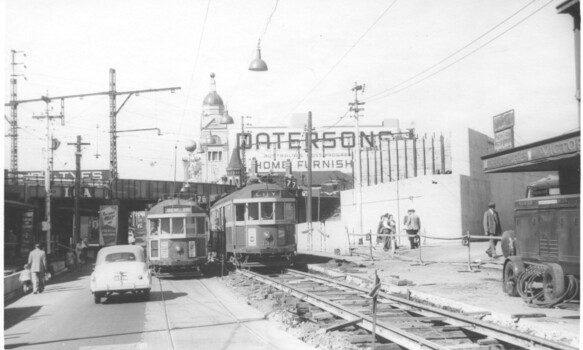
[249,46,268,72]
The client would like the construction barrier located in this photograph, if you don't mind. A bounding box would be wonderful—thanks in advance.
[346,228,503,271]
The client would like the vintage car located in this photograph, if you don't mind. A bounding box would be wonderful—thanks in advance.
[90,245,151,304]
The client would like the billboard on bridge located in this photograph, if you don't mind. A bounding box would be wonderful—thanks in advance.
[99,205,119,246]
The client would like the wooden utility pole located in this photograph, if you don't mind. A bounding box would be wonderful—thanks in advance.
[349,83,365,237]
[306,112,313,245]
[68,136,90,245]
[32,98,64,254]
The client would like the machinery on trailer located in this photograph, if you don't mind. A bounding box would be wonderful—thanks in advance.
[482,131,580,307]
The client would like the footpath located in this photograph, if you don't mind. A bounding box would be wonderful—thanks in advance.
[300,241,580,348]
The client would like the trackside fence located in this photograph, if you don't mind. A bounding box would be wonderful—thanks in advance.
[346,228,503,271]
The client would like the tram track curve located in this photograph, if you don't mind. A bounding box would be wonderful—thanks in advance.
[235,269,577,350]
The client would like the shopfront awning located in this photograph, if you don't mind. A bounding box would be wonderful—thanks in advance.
[482,131,580,173]
[4,200,37,211]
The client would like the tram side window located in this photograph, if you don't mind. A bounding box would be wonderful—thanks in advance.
[151,240,159,258]
[275,202,284,220]
[186,217,196,235]
[248,202,259,221]
[284,203,295,221]
[261,202,274,220]
[149,219,159,235]
[196,217,205,234]
[235,204,245,221]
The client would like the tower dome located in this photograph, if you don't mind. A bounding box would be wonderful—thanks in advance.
[202,73,224,108]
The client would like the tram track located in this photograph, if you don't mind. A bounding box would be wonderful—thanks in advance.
[234,269,577,350]
[153,273,295,350]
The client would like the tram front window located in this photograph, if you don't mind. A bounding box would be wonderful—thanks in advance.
[172,218,184,234]
[261,202,274,220]
[235,204,245,221]
[161,218,171,235]
[149,220,159,235]
[196,217,205,234]
[248,203,258,221]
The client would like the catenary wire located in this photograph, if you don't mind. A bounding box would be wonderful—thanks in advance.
[364,0,538,101]
[286,0,399,116]
[366,0,554,102]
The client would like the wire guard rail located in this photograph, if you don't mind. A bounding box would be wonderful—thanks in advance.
[346,228,503,271]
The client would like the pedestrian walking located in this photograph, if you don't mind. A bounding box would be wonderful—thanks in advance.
[19,264,33,294]
[27,243,47,294]
[76,239,88,268]
[483,202,502,257]
[381,214,397,252]
[404,209,421,249]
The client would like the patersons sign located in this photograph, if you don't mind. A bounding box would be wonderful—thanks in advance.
[236,128,396,172]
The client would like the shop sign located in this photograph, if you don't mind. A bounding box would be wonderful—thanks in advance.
[484,135,580,171]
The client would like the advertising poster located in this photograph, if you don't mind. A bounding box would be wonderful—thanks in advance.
[20,210,34,258]
[99,205,119,246]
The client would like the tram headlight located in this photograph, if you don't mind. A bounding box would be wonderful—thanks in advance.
[175,245,184,254]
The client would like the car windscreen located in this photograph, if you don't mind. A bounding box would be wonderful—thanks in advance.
[105,252,137,263]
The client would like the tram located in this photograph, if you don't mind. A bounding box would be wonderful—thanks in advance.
[209,183,297,268]
[145,198,209,277]
[482,131,580,307]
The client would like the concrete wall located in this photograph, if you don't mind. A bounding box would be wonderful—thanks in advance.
[341,174,463,244]
[296,221,352,255]
[294,128,552,254]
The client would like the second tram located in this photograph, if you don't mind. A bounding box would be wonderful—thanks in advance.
[145,198,209,277]
[209,183,297,267]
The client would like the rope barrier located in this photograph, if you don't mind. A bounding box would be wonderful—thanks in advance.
[344,230,503,269]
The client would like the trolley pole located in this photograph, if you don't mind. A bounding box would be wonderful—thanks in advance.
[68,136,90,245]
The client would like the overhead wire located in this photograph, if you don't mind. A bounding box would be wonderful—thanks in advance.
[366,0,555,102]
[364,0,538,101]
[287,0,399,116]
[174,0,213,142]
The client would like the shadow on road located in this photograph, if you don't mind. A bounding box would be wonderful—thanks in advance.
[4,306,42,330]
[101,290,187,304]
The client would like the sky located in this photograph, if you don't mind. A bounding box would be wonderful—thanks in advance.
[3,0,580,181]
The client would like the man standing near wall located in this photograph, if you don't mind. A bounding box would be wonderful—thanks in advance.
[483,202,502,257]
[404,209,421,249]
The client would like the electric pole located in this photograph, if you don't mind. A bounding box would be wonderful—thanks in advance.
[8,50,26,183]
[306,111,313,248]
[5,68,180,181]
[32,97,64,254]
[68,136,90,245]
[240,116,252,185]
[349,83,365,237]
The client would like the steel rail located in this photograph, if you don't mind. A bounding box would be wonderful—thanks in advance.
[238,269,450,350]
[287,269,576,350]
